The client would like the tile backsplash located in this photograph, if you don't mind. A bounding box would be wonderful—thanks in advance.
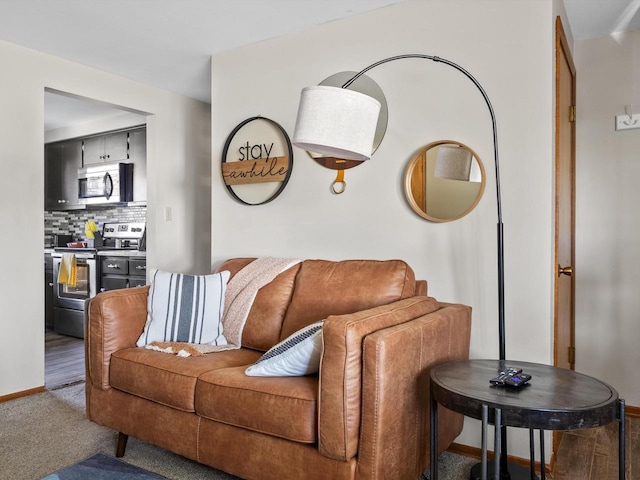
[45,206,146,247]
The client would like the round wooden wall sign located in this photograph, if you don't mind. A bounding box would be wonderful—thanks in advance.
[221,116,294,205]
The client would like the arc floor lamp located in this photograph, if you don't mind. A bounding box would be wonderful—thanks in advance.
[293,54,529,480]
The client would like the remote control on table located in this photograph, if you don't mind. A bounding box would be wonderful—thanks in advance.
[490,367,532,387]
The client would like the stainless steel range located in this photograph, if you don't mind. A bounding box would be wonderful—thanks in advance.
[51,250,97,338]
[101,222,146,250]
[51,222,146,338]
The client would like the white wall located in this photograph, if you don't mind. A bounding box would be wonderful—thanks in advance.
[44,112,146,143]
[574,30,640,406]
[211,0,555,455]
[0,39,211,397]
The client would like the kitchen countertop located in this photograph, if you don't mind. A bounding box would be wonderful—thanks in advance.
[44,248,146,258]
[97,250,146,257]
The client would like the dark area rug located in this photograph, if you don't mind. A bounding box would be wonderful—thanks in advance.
[41,452,167,479]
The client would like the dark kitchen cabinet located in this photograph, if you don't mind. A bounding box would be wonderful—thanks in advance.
[44,253,54,330]
[101,276,128,291]
[44,139,83,210]
[128,127,147,202]
[102,257,128,275]
[100,256,146,292]
[83,131,129,166]
[129,258,147,277]
[44,143,63,207]
[129,277,147,288]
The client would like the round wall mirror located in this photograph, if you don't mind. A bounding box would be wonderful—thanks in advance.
[404,140,485,222]
[307,71,388,170]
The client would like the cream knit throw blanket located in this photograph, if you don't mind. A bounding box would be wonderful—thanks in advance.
[146,257,301,357]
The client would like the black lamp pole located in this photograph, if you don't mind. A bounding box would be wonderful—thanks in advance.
[342,55,528,480]
[342,53,505,354]
[342,55,505,364]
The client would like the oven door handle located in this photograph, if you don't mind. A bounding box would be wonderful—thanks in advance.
[104,172,114,200]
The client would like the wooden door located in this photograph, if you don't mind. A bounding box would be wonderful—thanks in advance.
[554,17,576,372]
[553,17,577,471]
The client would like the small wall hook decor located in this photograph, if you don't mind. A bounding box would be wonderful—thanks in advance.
[616,104,640,131]
[624,105,637,125]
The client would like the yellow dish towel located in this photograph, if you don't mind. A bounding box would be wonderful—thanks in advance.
[57,253,77,287]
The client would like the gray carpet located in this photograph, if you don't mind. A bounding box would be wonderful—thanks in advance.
[0,383,476,480]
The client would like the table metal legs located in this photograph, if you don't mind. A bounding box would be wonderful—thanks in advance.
[431,395,438,480]
[481,405,488,480]
[429,398,625,480]
[619,399,626,480]
[479,404,501,480]
[480,405,542,480]
[529,429,535,477]
[529,429,546,480]
[493,409,502,480]
[539,430,545,480]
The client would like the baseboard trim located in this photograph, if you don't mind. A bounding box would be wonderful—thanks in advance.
[0,385,45,403]
[626,405,640,418]
[448,442,552,476]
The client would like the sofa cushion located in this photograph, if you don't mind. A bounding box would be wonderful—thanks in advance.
[136,270,230,347]
[279,259,417,340]
[110,347,262,412]
[196,366,318,443]
[245,320,324,377]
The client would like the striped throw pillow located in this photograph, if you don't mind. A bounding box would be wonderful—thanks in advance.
[136,270,230,347]
[245,320,324,377]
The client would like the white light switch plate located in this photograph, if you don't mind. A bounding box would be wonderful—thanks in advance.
[616,114,640,131]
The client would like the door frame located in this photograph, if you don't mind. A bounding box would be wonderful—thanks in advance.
[553,16,576,369]
[552,15,577,471]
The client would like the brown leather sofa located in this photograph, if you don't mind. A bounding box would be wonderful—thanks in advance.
[85,258,471,480]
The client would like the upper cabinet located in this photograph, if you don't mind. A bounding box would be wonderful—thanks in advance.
[45,126,147,211]
[44,139,83,210]
[128,127,147,203]
[82,131,129,165]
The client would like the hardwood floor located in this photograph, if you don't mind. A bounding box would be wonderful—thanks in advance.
[45,330,85,390]
[554,416,639,479]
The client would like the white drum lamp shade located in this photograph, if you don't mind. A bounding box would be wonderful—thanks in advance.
[434,145,473,181]
[293,85,381,161]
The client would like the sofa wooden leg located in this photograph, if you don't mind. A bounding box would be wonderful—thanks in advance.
[116,432,128,457]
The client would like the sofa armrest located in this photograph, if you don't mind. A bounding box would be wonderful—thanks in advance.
[356,303,471,479]
[318,296,441,461]
[85,286,149,390]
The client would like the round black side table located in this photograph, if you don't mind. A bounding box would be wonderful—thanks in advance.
[429,359,625,480]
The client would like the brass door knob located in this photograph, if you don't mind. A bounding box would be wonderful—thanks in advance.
[558,265,573,277]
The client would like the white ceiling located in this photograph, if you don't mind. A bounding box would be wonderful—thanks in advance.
[563,0,640,40]
[0,0,638,130]
[0,0,405,104]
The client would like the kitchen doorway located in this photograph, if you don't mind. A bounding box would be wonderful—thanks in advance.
[44,89,148,390]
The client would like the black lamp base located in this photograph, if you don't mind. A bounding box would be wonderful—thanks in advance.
[469,461,539,480]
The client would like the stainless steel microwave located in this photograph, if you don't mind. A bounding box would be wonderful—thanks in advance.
[78,162,133,205]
